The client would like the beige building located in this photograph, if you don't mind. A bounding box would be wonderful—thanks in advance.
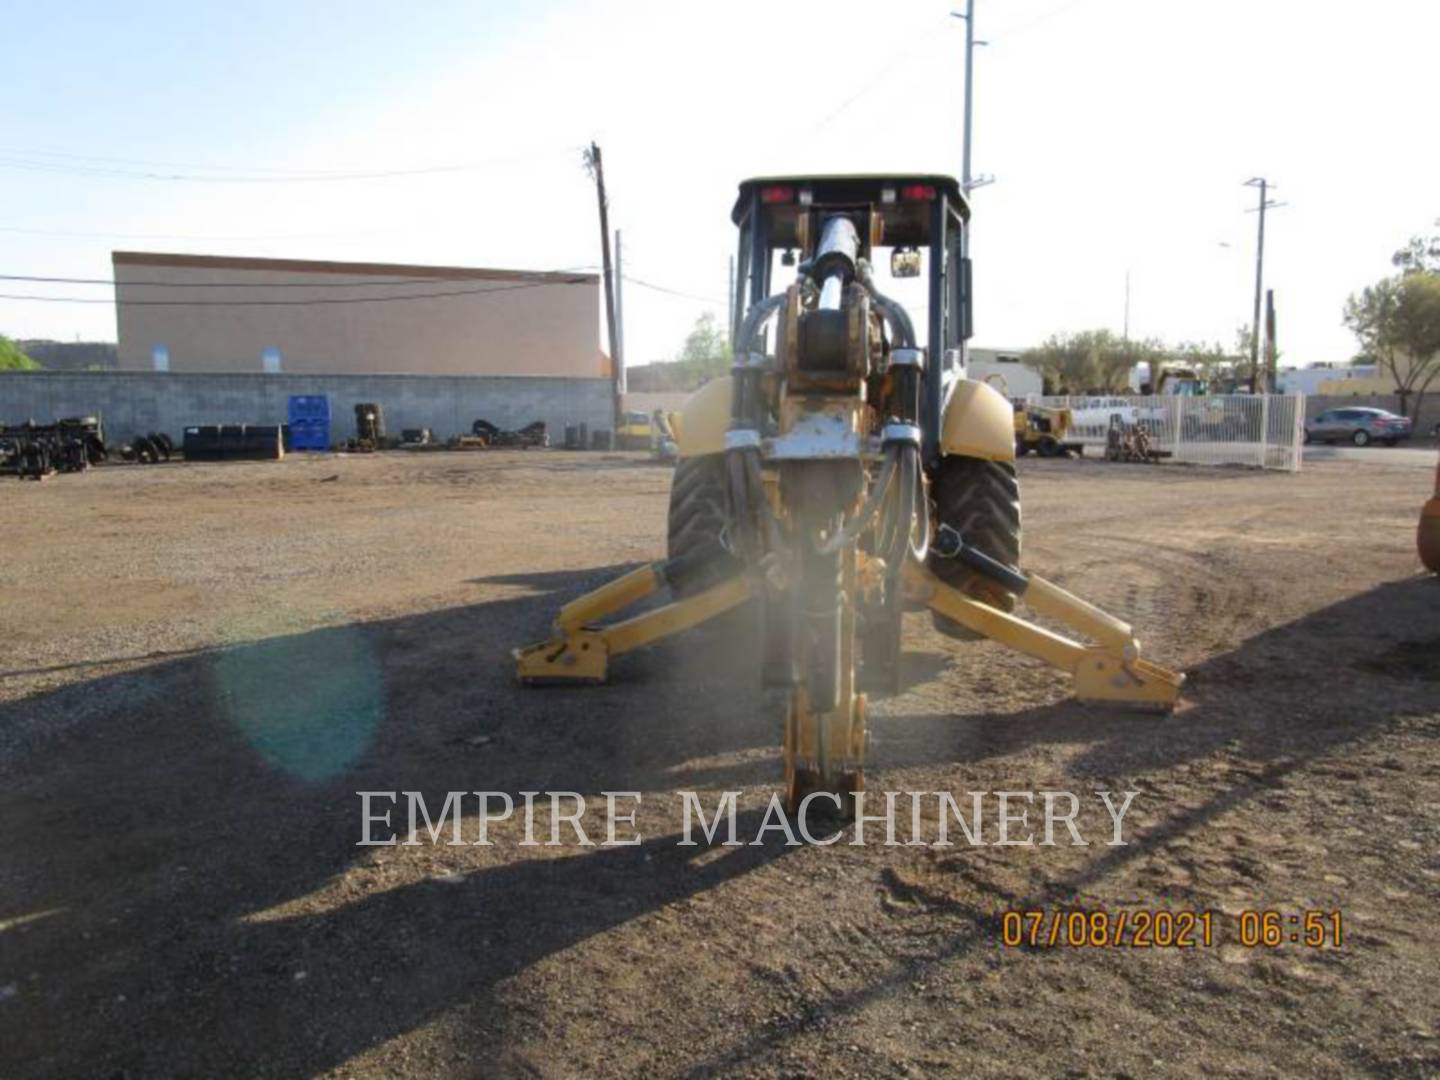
[967,346,1042,399]
[1316,354,1418,396]
[113,251,604,377]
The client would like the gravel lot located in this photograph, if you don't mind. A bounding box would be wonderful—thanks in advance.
[1,449,1436,1077]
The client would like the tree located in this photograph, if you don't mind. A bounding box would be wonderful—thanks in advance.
[1344,271,1440,420]
[623,313,730,393]
[1391,220,1440,275]
[1232,323,1254,359]
[676,312,729,375]
[1022,332,1097,394]
[1111,336,1169,392]
[1022,330,1160,394]
[1175,339,1233,374]
[0,335,40,370]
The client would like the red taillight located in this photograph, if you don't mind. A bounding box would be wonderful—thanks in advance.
[760,185,795,204]
[900,183,937,201]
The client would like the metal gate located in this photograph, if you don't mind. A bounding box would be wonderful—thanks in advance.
[1033,394,1305,472]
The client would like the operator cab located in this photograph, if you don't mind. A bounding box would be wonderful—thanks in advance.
[730,175,972,464]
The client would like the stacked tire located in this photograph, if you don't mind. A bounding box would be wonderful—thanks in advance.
[126,433,172,464]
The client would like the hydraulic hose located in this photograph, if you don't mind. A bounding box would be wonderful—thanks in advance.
[878,444,927,571]
[725,292,788,565]
[856,260,916,349]
[735,293,787,355]
[885,447,916,571]
[817,447,900,556]
[727,447,757,558]
[907,445,931,562]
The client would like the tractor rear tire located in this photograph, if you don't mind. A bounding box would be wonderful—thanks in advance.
[666,453,732,597]
[927,455,1022,639]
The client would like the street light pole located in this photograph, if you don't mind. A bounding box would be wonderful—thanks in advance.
[1123,270,1131,342]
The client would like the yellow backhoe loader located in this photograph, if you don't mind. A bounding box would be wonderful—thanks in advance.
[515,175,1184,813]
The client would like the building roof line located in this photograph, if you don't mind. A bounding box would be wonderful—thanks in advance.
[110,250,599,284]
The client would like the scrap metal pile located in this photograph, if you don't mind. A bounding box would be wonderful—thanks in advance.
[471,419,549,448]
[1104,416,1168,463]
[119,432,176,464]
[0,417,108,480]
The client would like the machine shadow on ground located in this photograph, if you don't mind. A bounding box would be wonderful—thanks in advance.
[682,574,1440,1074]
[0,572,1435,1075]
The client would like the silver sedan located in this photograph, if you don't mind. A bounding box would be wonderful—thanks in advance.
[1304,407,1413,446]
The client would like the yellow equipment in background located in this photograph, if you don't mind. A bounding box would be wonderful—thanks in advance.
[1013,402,1081,458]
[650,409,679,462]
[1420,448,1440,574]
[616,410,655,451]
[513,174,1184,814]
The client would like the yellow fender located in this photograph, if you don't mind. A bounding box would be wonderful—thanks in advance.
[677,374,1015,462]
[940,378,1017,462]
[674,376,732,458]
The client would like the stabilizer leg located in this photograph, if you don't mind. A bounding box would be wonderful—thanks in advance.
[904,561,1185,709]
[513,565,753,685]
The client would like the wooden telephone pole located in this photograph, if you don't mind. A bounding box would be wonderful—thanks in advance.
[585,142,622,434]
[1265,288,1277,394]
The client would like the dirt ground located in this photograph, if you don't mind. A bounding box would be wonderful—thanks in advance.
[1,449,1436,1078]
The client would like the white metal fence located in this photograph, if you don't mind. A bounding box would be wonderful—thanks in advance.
[1032,394,1306,472]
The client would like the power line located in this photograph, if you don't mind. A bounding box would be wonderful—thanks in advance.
[622,274,725,306]
[0,143,589,175]
[0,268,722,308]
[0,224,415,242]
[0,147,573,184]
[0,268,722,307]
[0,145,441,175]
[0,269,598,289]
[0,276,594,307]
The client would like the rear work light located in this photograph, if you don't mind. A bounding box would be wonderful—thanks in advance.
[760,185,795,204]
[900,183,937,201]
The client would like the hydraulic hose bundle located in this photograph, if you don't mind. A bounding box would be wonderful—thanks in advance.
[725,294,787,564]
[722,217,932,579]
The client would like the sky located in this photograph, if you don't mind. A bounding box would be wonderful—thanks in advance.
[2,0,1437,369]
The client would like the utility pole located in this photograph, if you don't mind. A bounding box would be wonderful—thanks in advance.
[1264,288,1277,394]
[614,229,625,393]
[1123,270,1131,342]
[584,142,622,430]
[1244,177,1282,393]
[951,3,991,196]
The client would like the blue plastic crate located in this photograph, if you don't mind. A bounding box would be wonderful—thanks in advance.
[289,417,331,450]
[287,395,331,424]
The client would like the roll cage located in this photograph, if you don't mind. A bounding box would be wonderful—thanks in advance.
[730,174,973,466]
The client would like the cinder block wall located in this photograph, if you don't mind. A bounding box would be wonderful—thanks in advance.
[0,372,615,445]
